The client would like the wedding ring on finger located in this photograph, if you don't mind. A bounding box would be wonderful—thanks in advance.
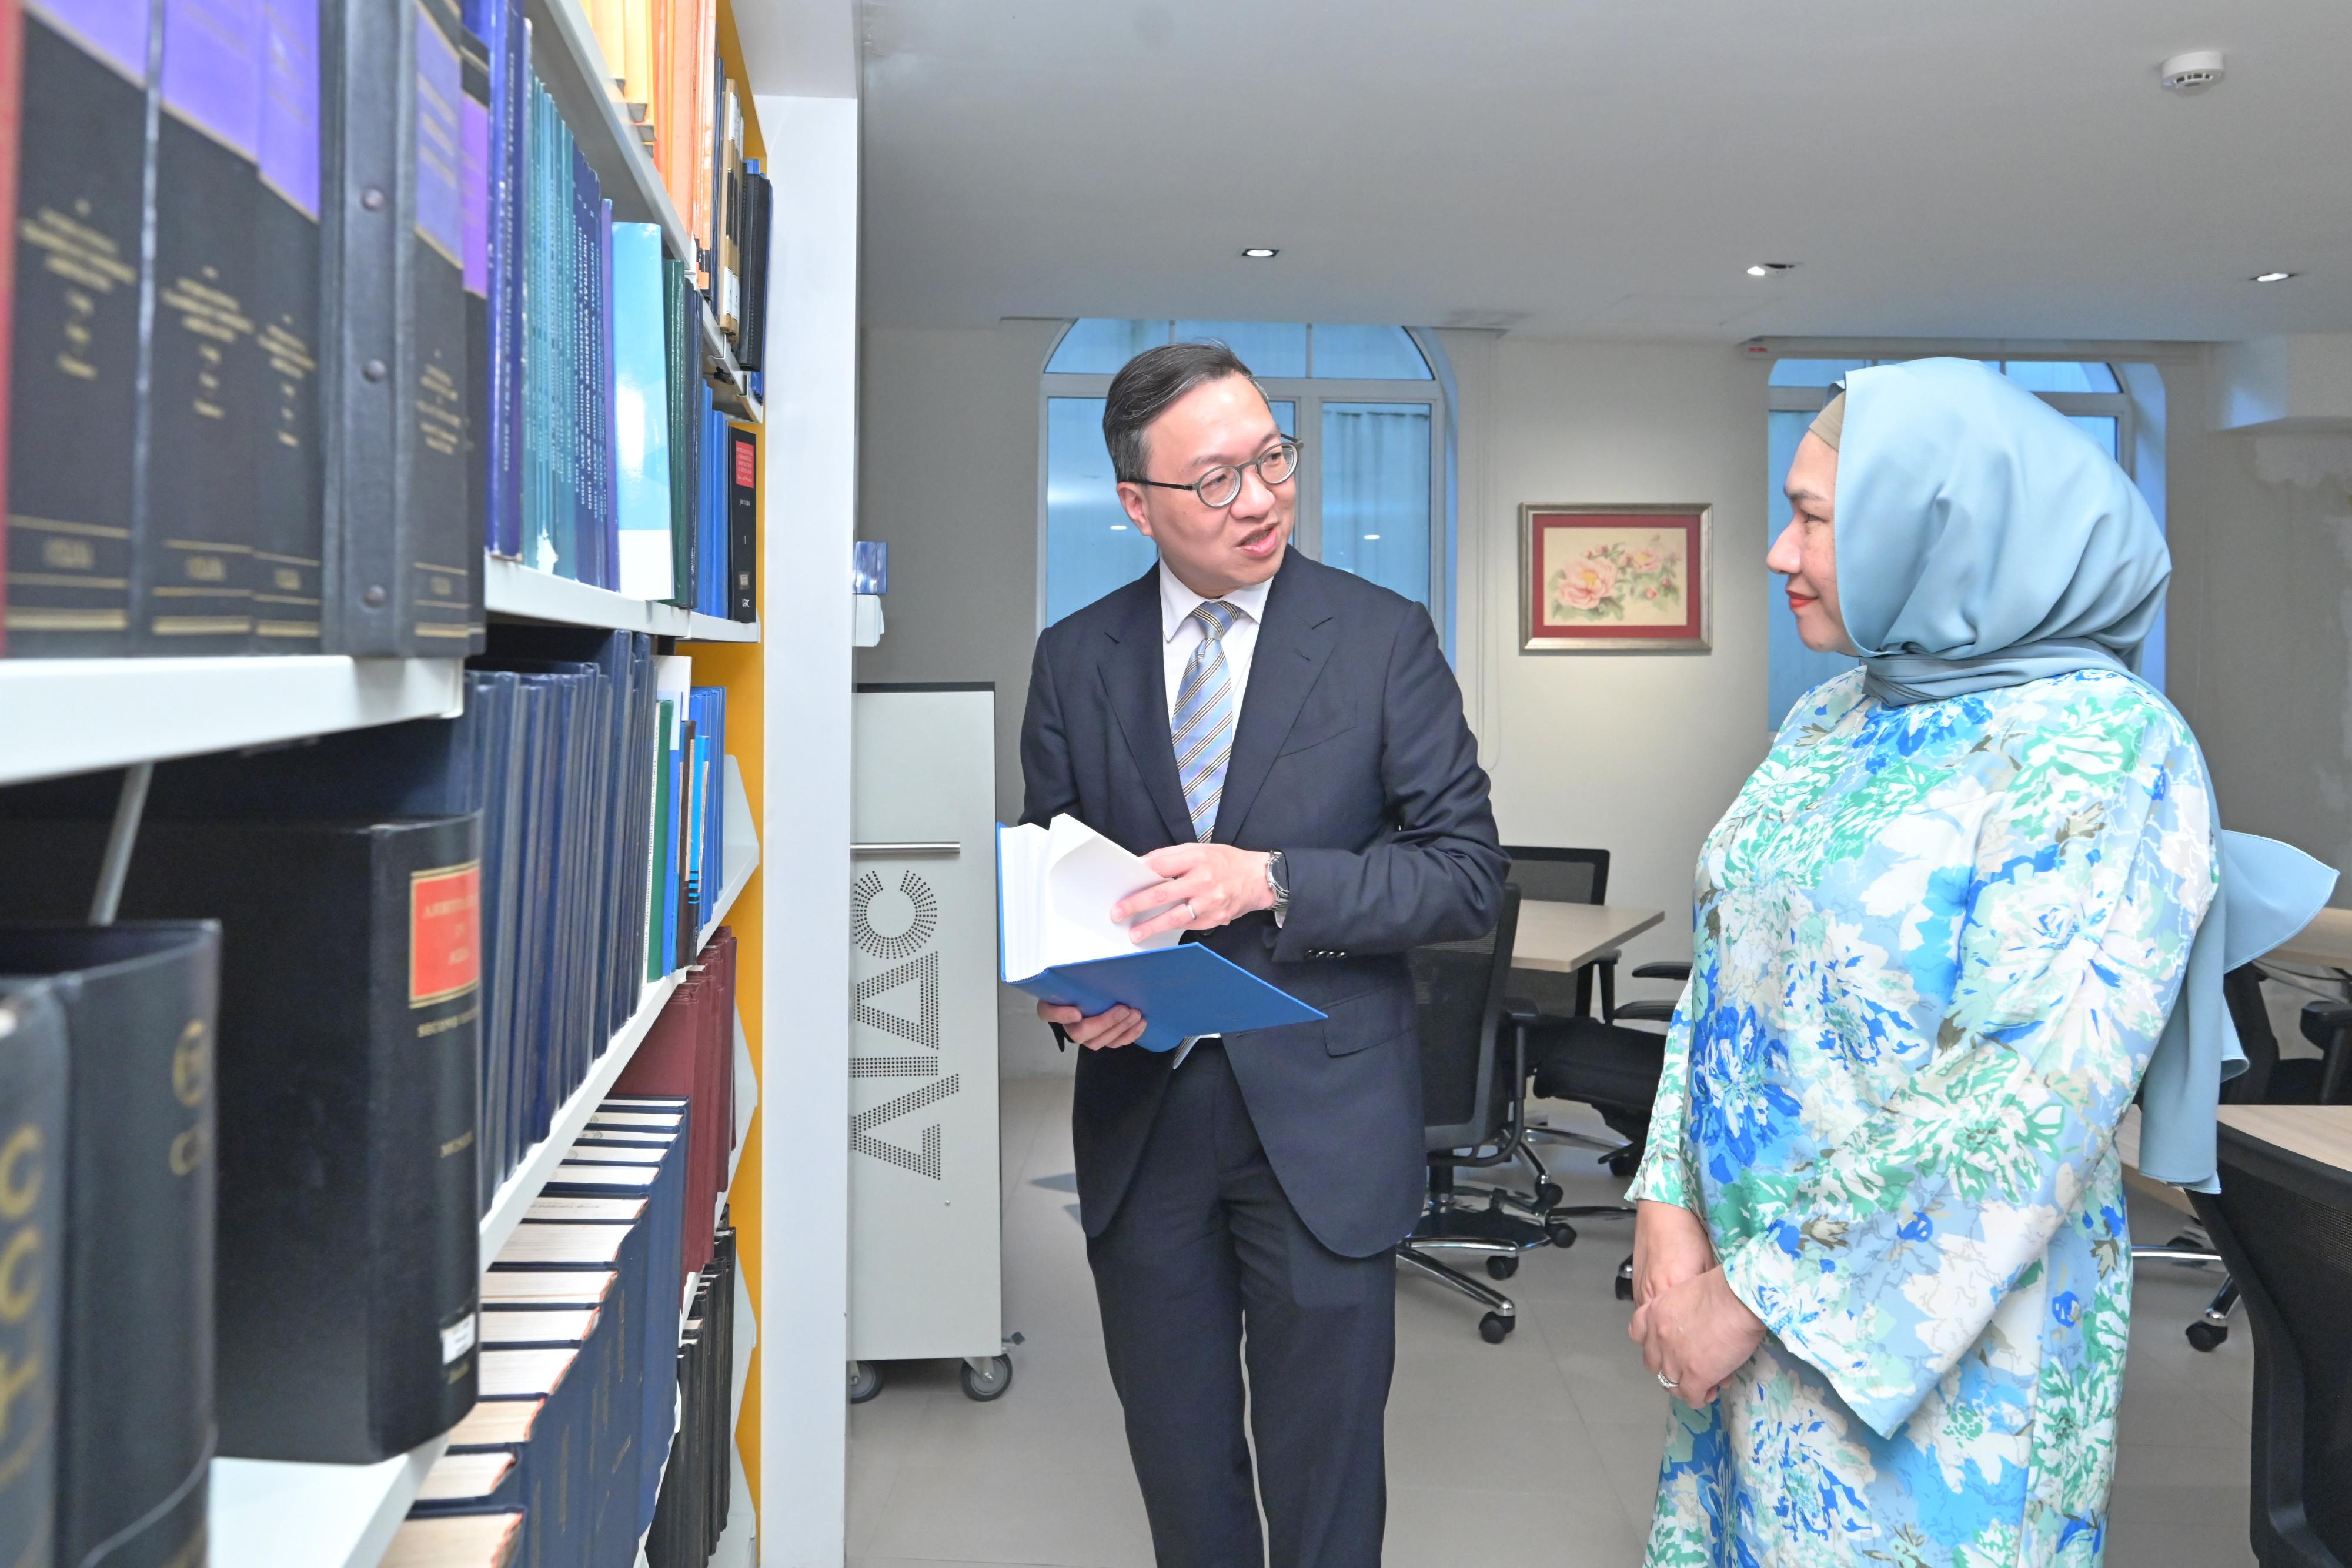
[1181,901,1196,922]
[1656,1373,1679,1390]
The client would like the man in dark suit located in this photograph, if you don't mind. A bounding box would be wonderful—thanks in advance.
[1020,341,1505,1566]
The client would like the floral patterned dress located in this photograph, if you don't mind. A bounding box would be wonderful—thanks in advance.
[1630,667,2216,1568]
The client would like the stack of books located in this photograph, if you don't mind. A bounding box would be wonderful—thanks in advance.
[406,1090,704,1563]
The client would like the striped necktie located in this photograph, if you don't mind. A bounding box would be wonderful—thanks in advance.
[1172,600,1242,841]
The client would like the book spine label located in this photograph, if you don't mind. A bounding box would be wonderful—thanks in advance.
[456,19,487,642]
[726,426,753,621]
[249,0,323,648]
[139,0,266,650]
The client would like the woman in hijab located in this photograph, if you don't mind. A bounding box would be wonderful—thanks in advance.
[1622,357,2330,1566]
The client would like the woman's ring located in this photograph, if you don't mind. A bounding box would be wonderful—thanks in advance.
[1656,1373,1679,1390]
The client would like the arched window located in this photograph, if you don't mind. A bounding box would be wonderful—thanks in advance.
[1765,357,2150,728]
[1041,321,1448,631]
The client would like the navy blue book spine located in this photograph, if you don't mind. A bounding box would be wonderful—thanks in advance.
[0,984,66,1559]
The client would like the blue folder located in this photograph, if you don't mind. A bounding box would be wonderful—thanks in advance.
[1006,944,1324,1055]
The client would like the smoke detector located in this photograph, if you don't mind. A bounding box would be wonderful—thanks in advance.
[2159,51,2226,92]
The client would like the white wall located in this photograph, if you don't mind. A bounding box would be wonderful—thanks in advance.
[858,326,1776,1072]
[1450,336,1773,977]
[856,322,1071,1075]
[2164,351,2352,898]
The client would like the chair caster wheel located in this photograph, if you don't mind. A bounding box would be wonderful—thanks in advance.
[848,1361,884,1403]
[961,1354,1015,1401]
[2187,1321,2229,1353]
[1486,1254,1519,1281]
[1614,1275,1634,1302]
[1546,1218,1579,1250]
[1536,1181,1565,1209]
[1479,1312,1512,1343]
[1605,1149,1641,1179]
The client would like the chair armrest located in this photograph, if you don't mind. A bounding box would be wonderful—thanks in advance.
[1613,999,1676,1024]
[2300,999,2352,1051]
[1502,998,1541,1026]
[1631,961,1689,982]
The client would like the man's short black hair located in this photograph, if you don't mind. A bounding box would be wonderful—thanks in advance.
[1102,340,1259,484]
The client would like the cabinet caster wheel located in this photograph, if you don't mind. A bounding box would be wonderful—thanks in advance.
[1546,1218,1579,1249]
[1479,1312,1512,1344]
[848,1362,884,1404]
[1486,1254,1519,1281]
[2186,1322,2229,1353]
[961,1354,1015,1401]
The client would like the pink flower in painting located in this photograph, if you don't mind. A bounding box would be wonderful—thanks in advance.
[1645,586,1659,599]
[1555,556,1618,610]
[1625,544,1663,575]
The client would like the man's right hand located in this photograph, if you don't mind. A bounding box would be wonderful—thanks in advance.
[1630,1198,1716,1310]
[1040,999,1147,1051]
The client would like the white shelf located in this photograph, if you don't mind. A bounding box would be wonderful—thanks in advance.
[211,760,759,1568]
[485,556,759,644]
[0,656,464,788]
[212,1437,449,1568]
[522,0,760,420]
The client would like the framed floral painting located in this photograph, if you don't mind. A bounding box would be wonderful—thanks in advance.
[1519,504,1712,652]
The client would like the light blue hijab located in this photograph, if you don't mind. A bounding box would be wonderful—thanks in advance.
[1833,358,2337,1192]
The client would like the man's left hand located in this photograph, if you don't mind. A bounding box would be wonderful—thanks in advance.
[1115,844,1275,942]
[1629,1266,1766,1407]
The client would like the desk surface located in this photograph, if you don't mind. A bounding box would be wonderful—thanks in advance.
[1512,901,1666,974]
[2217,1105,2352,1176]
[2270,907,2352,971]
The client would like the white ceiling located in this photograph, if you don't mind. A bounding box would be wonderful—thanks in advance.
[856,0,2352,342]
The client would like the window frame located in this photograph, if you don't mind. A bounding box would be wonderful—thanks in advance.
[1038,335,1449,631]
[1765,362,2134,472]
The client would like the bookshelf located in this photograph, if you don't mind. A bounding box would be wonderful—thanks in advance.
[210,761,760,1568]
[483,556,761,643]
[520,0,762,422]
[0,657,466,789]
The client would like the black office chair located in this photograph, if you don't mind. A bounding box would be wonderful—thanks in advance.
[1397,886,1548,1344]
[2190,1119,2352,1566]
[1498,845,1615,1019]
[2146,965,2352,1351]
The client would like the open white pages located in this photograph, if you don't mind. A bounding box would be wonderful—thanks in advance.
[998,814,1182,982]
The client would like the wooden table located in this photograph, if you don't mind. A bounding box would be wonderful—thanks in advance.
[1509,901,1665,974]
[2217,1105,2352,1174]
[2270,907,2352,971]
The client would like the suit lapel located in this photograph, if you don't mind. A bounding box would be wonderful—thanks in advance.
[1096,573,1198,847]
[1215,554,1337,845]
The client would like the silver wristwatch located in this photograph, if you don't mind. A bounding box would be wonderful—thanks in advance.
[1264,850,1291,927]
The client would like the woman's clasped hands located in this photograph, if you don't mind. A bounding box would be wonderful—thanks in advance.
[1628,1199,1767,1407]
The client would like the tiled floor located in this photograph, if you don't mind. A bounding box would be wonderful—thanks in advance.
[848,1076,2258,1567]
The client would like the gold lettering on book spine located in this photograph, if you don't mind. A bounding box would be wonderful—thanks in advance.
[170,1020,213,1178]
[0,1121,45,1472]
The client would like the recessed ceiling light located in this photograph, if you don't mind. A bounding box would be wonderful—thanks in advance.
[2252,270,2297,283]
[1746,262,1799,277]
[1241,246,1279,259]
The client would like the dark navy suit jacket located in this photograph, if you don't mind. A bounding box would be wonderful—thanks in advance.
[1018,551,1505,1258]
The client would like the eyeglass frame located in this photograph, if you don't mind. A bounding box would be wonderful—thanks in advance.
[1128,437,1305,510]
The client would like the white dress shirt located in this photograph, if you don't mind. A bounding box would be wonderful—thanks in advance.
[1157,561,1277,1068]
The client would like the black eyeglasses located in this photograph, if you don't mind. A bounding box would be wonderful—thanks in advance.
[1133,439,1303,509]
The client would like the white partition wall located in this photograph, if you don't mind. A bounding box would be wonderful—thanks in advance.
[756,86,861,1567]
